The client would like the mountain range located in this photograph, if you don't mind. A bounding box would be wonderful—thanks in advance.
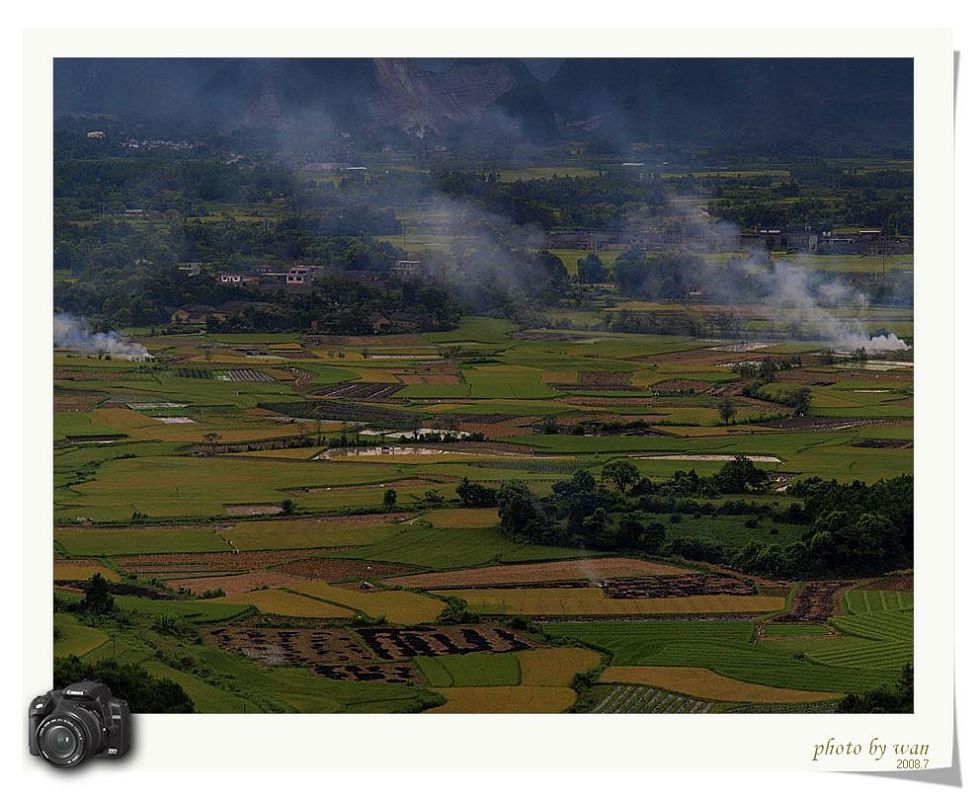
[54,57,913,153]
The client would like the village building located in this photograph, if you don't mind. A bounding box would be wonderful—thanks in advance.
[392,260,422,279]
[218,270,259,287]
[178,263,202,277]
[286,265,326,290]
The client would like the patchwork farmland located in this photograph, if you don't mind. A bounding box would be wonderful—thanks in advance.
[52,316,913,713]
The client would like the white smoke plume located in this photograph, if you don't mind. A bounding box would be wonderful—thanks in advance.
[54,314,150,360]
[641,200,911,354]
[738,255,910,353]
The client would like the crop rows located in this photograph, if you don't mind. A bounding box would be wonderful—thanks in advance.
[310,382,402,400]
[831,609,913,642]
[259,400,422,426]
[174,368,214,379]
[591,685,713,713]
[844,590,914,615]
[724,700,840,714]
[545,621,754,665]
[805,639,912,670]
[218,369,275,383]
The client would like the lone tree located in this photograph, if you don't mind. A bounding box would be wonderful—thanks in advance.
[82,573,115,616]
[717,397,736,425]
[602,460,640,493]
[713,455,769,494]
[790,387,813,417]
[280,498,296,516]
[383,488,398,508]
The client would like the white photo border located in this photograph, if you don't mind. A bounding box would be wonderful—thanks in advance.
[22,27,954,773]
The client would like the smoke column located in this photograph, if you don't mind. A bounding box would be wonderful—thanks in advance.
[54,314,150,360]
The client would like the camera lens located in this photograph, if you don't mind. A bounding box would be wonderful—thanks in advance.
[36,711,100,768]
[42,724,78,759]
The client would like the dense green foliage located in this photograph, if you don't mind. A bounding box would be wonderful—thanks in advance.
[836,664,913,713]
[496,467,911,579]
[53,655,196,713]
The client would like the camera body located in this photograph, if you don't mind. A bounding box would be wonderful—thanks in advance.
[29,681,130,767]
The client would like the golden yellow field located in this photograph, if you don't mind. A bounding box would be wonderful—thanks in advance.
[517,648,602,687]
[451,588,787,616]
[206,588,354,618]
[599,667,842,703]
[289,581,445,625]
[427,686,577,713]
[54,560,122,582]
[423,507,501,528]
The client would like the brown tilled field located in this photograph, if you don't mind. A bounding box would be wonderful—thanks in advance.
[858,573,914,593]
[54,392,107,412]
[164,570,309,595]
[392,558,693,590]
[600,574,755,599]
[269,558,418,582]
[775,581,857,622]
[208,626,374,666]
[115,547,350,575]
[357,625,539,660]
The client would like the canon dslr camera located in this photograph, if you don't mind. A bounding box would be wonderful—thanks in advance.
[29,681,130,768]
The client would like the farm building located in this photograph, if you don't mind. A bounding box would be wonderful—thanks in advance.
[170,305,224,324]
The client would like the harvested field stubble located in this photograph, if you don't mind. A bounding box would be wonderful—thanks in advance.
[287,581,445,625]
[116,547,355,576]
[600,574,755,599]
[516,647,602,687]
[54,560,122,583]
[269,559,417,582]
[453,588,786,617]
[204,588,356,618]
[165,570,309,595]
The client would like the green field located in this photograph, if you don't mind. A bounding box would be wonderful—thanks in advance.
[415,653,521,687]
[545,620,903,694]
[53,306,913,714]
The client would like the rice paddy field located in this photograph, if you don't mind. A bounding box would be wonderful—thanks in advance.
[52,311,913,713]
